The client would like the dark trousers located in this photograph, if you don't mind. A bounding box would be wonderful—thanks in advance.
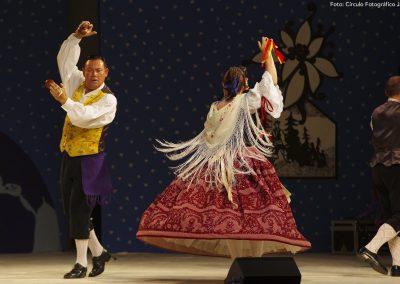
[60,152,94,239]
[372,164,400,232]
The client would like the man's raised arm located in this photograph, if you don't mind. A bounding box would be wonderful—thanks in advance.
[57,21,97,94]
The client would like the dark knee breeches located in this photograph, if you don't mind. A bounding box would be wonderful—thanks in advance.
[372,164,400,231]
[60,153,94,239]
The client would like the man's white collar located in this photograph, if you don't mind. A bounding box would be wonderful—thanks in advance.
[83,83,105,96]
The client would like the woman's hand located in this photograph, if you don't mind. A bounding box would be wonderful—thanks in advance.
[257,36,278,85]
[257,36,269,52]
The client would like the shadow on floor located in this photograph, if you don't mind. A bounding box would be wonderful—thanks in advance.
[143,279,223,284]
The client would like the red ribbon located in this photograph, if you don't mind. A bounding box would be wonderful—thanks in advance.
[260,97,274,141]
[274,47,285,64]
[261,38,285,68]
[260,96,274,126]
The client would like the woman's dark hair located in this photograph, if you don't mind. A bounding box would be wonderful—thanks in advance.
[221,66,247,100]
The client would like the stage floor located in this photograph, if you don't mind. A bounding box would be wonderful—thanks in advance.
[0,252,398,283]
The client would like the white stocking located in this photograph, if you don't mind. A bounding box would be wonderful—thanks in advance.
[88,229,104,257]
[389,236,400,266]
[75,239,89,267]
[366,223,397,253]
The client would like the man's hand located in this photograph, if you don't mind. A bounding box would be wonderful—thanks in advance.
[74,21,97,39]
[45,80,68,105]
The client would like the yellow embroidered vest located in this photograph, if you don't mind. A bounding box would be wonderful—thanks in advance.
[60,83,108,157]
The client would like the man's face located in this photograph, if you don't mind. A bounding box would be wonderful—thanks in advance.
[83,59,109,91]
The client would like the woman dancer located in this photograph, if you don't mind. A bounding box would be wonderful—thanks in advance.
[137,37,311,258]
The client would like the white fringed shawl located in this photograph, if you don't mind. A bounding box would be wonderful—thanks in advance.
[156,71,283,204]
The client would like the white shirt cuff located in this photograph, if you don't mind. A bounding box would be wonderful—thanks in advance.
[61,97,75,111]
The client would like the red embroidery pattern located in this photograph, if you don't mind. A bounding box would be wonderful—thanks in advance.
[137,156,310,252]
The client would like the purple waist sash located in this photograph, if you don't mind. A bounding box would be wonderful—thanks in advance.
[81,152,112,206]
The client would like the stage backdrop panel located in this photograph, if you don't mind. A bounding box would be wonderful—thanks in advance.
[99,0,399,252]
[0,0,68,252]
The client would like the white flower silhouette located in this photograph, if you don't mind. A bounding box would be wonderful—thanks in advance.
[280,20,339,109]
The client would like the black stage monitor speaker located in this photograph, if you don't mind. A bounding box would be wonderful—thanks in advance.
[225,256,301,284]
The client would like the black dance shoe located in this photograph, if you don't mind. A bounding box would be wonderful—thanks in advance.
[88,250,115,277]
[63,263,87,279]
[357,247,388,275]
[390,265,400,276]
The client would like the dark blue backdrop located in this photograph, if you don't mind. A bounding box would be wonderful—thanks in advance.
[0,0,68,252]
[0,0,399,253]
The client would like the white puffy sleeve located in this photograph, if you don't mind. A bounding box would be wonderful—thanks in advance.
[246,71,283,118]
[61,93,117,129]
[57,34,85,98]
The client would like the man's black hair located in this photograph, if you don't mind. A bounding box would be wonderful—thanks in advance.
[385,76,400,97]
[83,55,108,68]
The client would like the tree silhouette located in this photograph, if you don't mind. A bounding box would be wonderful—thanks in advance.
[284,112,302,163]
[301,127,312,165]
[302,127,310,148]
[315,138,327,168]
[316,138,321,152]
[271,120,288,162]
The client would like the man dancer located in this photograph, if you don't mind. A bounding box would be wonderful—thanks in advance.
[47,21,117,278]
[358,76,400,277]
